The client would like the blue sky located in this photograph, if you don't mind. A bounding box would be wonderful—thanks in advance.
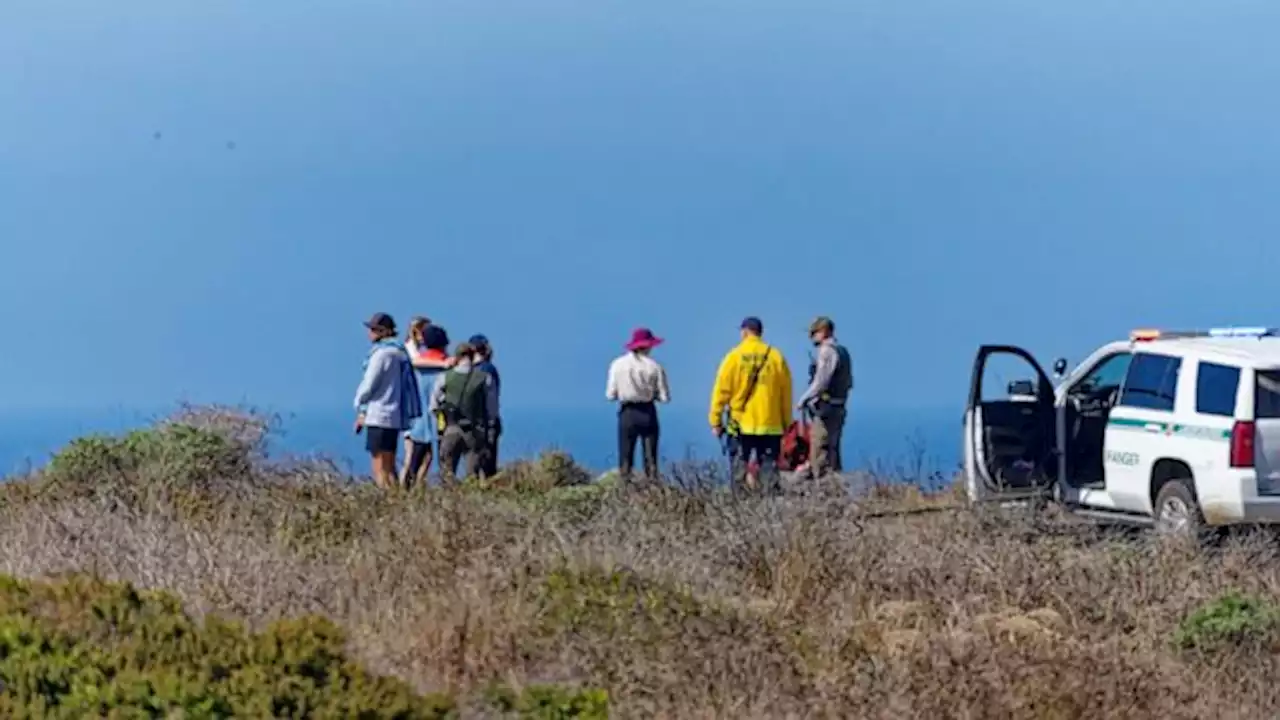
[3,0,1279,416]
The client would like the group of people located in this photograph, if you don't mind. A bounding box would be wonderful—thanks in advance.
[605,315,852,493]
[353,312,501,489]
[354,310,853,494]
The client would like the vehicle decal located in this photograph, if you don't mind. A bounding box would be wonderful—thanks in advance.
[1106,416,1231,440]
[1105,450,1140,466]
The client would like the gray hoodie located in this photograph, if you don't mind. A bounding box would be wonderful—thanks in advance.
[353,343,411,429]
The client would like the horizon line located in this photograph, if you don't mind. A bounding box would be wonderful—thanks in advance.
[2,401,963,418]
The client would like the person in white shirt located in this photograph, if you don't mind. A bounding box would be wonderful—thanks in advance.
[606,328,671,480]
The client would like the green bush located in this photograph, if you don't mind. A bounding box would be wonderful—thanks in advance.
[43,422,253,504]
[458,452,614,520]
[0,574,457,718]
[0,573,609,718]
[481,451,594,493]
[484,683,609,719]
[1174,592,1280,651]
[528,566,806,702]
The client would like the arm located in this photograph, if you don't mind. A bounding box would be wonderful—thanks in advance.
[707,351,736,429]
[353,350,389,410]
[656,362,671,404]
[779,355,794,423]
[606,359,619,401]
[427,372,447,415]
[485,372,500,425]
[411,352,454,370]
[796,344,837,407]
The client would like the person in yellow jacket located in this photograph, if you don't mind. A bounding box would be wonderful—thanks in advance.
[708,316,793,495]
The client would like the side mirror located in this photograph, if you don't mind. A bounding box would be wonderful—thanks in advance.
[1007,379,1036,398]
[1052,358,1068,377]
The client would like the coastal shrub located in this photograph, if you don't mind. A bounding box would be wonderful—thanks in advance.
[484,684,609,719]
[1174,592,1280,651]
[481,451,594,493]
[163,402,274,459]
[527,566,808,709]
[0,574,455,718]
[459,451,613,520]
[42,421,254,503]
[16,405,1280,716]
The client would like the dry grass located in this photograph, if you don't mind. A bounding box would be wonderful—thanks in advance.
[6,405,1280,717]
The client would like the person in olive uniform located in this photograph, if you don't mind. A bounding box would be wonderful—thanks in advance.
[796,316,852,478]
[428,342,499,485]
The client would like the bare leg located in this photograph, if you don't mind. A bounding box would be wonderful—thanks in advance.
[383,452,399,489]
[415,444,433,487]
[375,451,398,489]
[399,435,414,486]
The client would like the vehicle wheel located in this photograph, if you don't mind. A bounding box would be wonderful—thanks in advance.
[1153,479,1204,537]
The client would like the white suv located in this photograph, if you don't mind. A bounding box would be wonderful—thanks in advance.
[963,327,1280,534]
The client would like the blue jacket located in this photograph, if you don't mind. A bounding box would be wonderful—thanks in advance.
[354,339,422,429]
[477,359,501,397]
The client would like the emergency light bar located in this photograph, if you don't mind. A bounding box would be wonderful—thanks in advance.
[1130,327,1280,341]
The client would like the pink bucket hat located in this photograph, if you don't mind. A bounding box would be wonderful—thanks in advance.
[625,327,663,351]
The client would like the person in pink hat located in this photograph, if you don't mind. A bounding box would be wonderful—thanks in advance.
[605,327,671,480]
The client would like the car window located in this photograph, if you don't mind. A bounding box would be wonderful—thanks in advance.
[1257,370,1280,419]
[979,350,1046,403]
[1069,352,1132,396]
[1118,353,1181,412]
[1196,362,1240,417]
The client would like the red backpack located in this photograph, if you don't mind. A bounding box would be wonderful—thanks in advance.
[745,421,811,475]
[779,421,810,471]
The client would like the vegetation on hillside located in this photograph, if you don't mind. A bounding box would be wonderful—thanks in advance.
[2,405,1280,717]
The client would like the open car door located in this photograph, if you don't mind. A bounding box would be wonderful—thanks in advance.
[964,345,1058,503]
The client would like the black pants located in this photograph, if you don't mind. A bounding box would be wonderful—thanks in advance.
[728,433,782,495]
[617,402,659,479]
[481,418,501,476]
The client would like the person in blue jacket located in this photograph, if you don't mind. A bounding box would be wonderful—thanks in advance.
[353,312,421,489]
[402,319,454,488]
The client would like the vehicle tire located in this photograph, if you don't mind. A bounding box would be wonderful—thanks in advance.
[1153,479,1205,537]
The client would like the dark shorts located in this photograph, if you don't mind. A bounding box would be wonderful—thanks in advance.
[364,426,400,455]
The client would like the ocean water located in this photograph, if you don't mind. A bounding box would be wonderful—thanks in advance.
[0,405,962,481]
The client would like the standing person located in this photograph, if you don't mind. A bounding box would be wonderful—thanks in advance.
[402,318,454,488]
[403,315,430,356]
[708,317,793,495]
[354,312,422,490]
[605,327,671,481]
[428,342,499,485]
[468,334,502,476]
[796,316,853,479]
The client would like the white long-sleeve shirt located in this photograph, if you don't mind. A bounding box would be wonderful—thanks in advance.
[606,352,671,404]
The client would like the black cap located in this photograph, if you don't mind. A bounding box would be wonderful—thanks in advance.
[363,312,396,333]
[740,316,763,334]
[423,325,449,350]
